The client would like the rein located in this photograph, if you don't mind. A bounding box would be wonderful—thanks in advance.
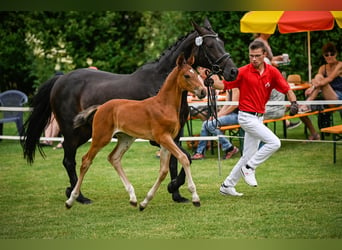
[204,69,220,129]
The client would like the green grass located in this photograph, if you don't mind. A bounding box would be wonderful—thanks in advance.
[0,114,341,239]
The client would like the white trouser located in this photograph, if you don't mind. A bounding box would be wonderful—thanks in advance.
[224,111,281,187]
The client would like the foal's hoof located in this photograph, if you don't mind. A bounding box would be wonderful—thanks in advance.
[65,202,72,209]
[130,201,138,207]
[192,201,201,207]
[65,187,92,204]
[139,205,146,211]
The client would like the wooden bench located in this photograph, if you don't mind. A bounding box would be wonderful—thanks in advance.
[220,106,342,152]
[320,124,342,164]
[220,106,342,133]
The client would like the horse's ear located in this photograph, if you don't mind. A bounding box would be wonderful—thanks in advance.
[203,18,212,30]
[177,53,186,67]
[187,54,195,66]
[191,20,203,34]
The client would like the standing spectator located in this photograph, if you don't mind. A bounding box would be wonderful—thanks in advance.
[255,33,301,129]
[212,40,298,196]
[253,33,284,67]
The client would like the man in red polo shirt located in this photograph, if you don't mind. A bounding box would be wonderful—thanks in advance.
[212,40,298,196]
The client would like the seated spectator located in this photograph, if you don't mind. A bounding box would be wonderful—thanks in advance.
[191,67,239,160]
[40,112,63,149]
[265,89,301,129]
[191,88,239,160]
[300,42,342,111]
[40,71,64,148]
[298,42,342,140]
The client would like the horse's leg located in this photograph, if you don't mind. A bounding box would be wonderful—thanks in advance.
[65,149,96,208]
[139,146,171,211]
[167,94,191,202]
[63,134,92,204]
[107,134,137,207]
[65,124,114,208]
[162,136,200,207]
[167,128,189,203]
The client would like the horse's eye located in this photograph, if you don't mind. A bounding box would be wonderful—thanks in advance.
[184,74,190,79]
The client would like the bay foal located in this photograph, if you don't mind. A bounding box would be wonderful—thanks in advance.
[65,54,206,210]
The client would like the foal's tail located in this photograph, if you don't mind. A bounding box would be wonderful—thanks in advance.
[21,75,60,164]
[73,105,99,129]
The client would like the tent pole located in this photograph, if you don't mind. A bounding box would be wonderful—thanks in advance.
[308,31,312,83]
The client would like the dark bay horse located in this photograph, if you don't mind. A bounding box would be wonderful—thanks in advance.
[66,54,205,210]
[21,18,238,204]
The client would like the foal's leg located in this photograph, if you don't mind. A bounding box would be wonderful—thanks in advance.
[139,146,171,210]
[107,134,137,207]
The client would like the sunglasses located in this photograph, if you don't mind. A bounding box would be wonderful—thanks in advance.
[323,52,336,57]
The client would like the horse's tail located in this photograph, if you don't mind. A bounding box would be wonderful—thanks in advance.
[21,75,60,164]
[73,105,99,129]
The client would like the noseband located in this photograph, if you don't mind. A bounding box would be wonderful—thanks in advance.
[195,33,231,75]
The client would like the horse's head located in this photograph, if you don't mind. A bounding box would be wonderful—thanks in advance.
[192,18,238,81]
[176,53,206,100]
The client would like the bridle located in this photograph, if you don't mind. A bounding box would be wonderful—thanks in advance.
[194,33,232,128]
[195,33,231,76]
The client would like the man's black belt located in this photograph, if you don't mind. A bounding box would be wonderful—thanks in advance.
[240,110,264,117]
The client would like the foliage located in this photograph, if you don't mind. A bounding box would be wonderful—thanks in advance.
[0,11,341,97]
[0,12,36,95]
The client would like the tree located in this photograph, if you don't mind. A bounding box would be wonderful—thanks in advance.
[0,12,36,95]
[0,11,340,98]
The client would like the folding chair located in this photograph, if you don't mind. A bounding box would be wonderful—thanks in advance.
[0,90,28,137]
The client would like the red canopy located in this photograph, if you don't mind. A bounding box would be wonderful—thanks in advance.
[240,11,342,81]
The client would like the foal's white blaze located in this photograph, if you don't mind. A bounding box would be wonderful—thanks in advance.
[197,74,204,84]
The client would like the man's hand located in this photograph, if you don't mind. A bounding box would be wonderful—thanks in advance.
[204,77,214,87]
[289,101,298,116]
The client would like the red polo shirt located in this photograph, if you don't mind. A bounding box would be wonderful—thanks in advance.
[223,63,290,114]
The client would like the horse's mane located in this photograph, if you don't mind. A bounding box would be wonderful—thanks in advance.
[139,31,196,70]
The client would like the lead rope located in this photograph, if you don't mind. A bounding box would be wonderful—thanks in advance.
[204,69,221,129]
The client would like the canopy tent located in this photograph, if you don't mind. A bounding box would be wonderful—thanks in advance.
[240,11,342,82]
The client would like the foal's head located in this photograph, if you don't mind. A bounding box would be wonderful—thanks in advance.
[176,54,206,99]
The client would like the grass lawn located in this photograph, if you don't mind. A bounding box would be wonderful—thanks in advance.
[0,113,341,239]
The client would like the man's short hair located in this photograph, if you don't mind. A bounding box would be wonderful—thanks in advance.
[249,40,266,53]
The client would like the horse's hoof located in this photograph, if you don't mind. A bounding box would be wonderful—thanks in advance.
[172,191,190,203]
[130,201,138,207]
[192,201,201,207]
[66,187,92,204]
[76,195,92,204]
[139,205,145,211]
